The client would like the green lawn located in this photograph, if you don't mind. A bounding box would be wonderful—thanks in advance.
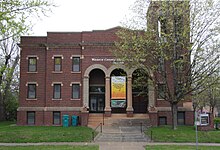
[0,145,98,150]
[0,121,96,143]
[146,125,220,143]
[146,145,220,150]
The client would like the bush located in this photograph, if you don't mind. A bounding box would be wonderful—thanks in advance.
[4,91,18,121]
[214,117,220,129]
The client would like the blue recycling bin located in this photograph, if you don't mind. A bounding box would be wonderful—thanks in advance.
[62,115,69,127]
[72,115,78,126]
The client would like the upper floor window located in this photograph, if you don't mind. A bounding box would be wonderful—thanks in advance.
[72,57,80,72]
[27,84,36,99]
[158,56,165,72]
[53,84,61,99]
[157,83,166,99]
[72,84,80,99]
[28,57,37,72]
[54,57,62,72]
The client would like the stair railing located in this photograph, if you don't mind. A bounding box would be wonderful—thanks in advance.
[92,123,102,141]
[140,122,143,133]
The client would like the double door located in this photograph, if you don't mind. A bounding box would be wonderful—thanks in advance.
[89,94,105,112]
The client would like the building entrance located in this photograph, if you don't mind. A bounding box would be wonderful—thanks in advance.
[133,95,148,113]
[89,94,105,112]
[89,69,105,113]
[132,69,148,113]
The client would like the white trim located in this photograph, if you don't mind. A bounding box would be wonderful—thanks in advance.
[17,107,81,111]
[26,99,37,101]
[70,99,81,101]
[52,99,62,101]
[70,82,81,86]
[70,55,83,59]
[51,82,63,86]
[52,71,63,74]
[52,55,64,59]
[26,55,39,60]
[26,82,38,86]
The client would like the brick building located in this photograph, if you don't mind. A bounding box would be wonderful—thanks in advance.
[17,1,194,127]
[17,26,194,126]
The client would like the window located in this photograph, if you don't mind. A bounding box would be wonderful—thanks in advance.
[89,86,105,93]
[54,57,62,72]
[27,111,35,125]
[178,112,185,125]
[72,84,80,99]
[159,117,167,125]
[53,84,61,99]
[158,16,167,42]
[158,57,165,72]
[28,57,37,72]
[53,111,61,125]
[157,83,166,99]
[72,57,80,72]
[27,84,36,99]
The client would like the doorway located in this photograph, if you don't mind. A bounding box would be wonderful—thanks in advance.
[90,94,105,112]
[89,69,105,113]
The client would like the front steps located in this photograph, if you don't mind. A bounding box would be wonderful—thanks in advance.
[95,132,150,142]
[88,113,151,128]
[89,113,151,142]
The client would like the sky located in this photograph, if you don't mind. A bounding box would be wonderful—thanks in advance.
[31,0,137,36]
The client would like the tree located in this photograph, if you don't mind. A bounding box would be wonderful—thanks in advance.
[114,0,220,129]
[0,0,54,121]
[193,74,220,115]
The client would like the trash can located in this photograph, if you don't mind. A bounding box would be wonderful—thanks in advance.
[72,115,78,126]
[62,115,69,127]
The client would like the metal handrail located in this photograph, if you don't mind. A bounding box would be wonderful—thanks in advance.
[92,123,102,141]
[140,123,143,133]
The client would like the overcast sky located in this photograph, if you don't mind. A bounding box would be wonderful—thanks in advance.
[31,0,137,36]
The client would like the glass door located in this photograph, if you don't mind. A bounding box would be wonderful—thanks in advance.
[89,94,105,112]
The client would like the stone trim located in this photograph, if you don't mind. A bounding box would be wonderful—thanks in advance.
[157,107,193,111]
[26,55,39,60]
[52,55,64,59]
[17,107,81,111]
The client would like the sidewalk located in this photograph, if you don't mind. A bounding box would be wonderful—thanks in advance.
[1,142,220,150]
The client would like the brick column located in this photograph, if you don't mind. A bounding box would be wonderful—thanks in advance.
[105,76,111,116]
[126,76,133,117]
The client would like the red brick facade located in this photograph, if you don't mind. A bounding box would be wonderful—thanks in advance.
[17,27,194,127]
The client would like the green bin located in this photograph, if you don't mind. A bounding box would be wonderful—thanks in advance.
[62,115,69,127]
[72,115,78,126]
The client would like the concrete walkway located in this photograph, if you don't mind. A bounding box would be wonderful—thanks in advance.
[1,125,220,150]
[1,142,220,150]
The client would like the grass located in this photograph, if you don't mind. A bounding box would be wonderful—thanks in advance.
[0,121,96,143]
[146,125,220,143]
[0,145,99,150]
[146,145,220,150]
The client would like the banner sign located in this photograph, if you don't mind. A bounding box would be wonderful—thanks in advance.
[111,100,126,108]
[111,76,126,99]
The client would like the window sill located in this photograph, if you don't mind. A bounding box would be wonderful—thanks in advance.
[27,72,38,74]
[27,124,35,126]
[52,124,61,126]
[71,98,81,101]
[157,98,165,101]
[52,71,63,74]
[71,71,81,74]
[52,99,62,100]
[26,98,37,101]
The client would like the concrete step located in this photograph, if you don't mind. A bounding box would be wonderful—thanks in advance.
[95,133,150,142]
[88,113,151,128]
